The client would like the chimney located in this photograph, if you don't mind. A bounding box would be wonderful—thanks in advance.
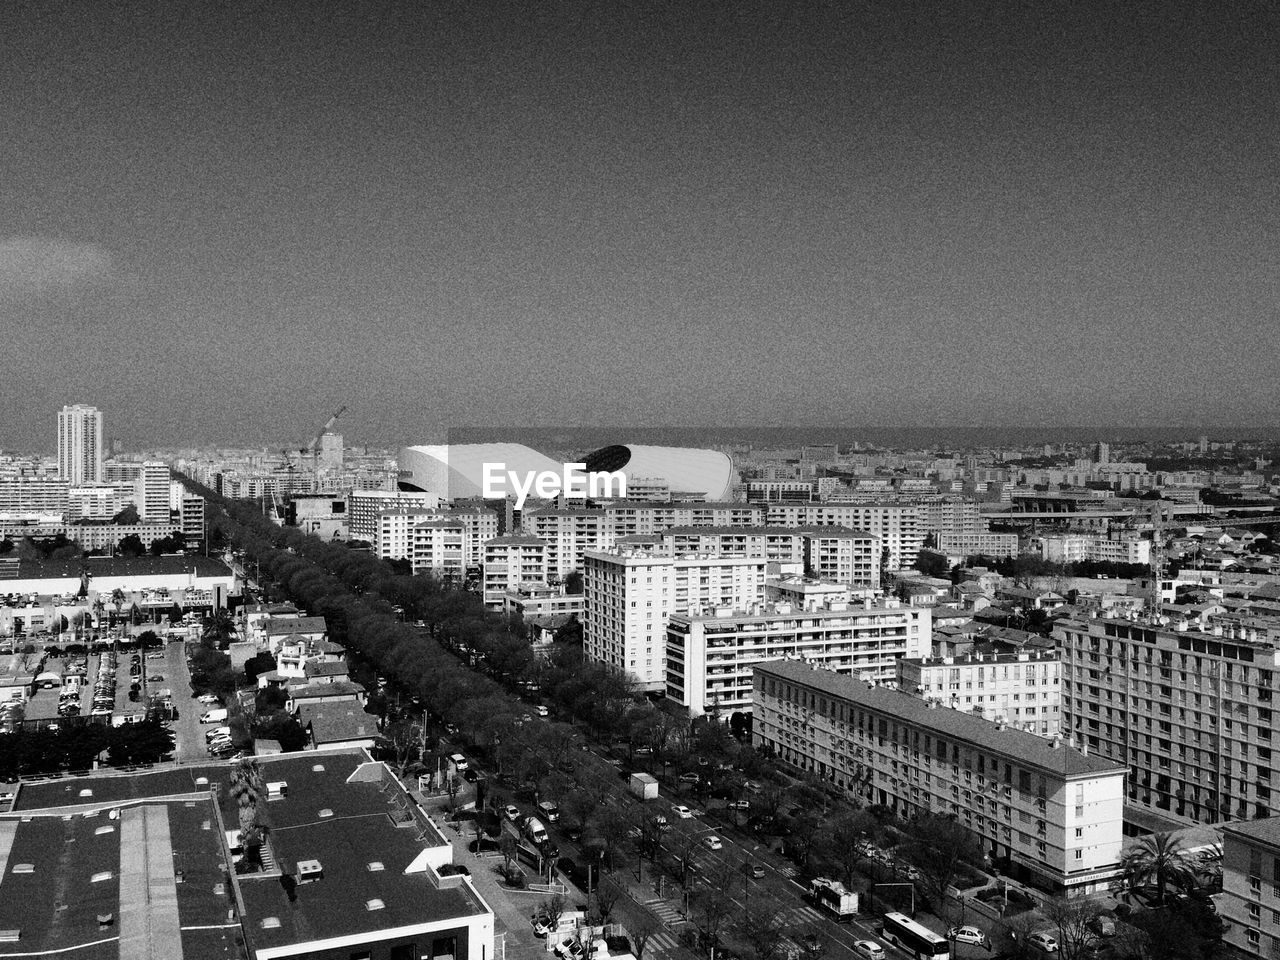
[1051,734,1062,749]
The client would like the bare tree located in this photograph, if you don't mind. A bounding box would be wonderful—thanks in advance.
[742,902,788,960]
[595,875,622,925]
[996,911,1043,960]
[691,861,739,956]
[627,912,659,960]
[1044,895,1104,960]
[543,892,567,932]
[499,832,518,876]
[445,773,460,813]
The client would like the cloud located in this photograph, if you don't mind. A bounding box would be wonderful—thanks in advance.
[0,237,116,296]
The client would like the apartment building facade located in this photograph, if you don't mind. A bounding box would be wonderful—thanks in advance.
[0,476,69,517]
[1221,818,1280,959]
[582,548,767,690]
[753,659,1127,893]
[482,535,550,609]
[411,518,467,581]
[667,600,930,716]
[764,502,923,571]
[1033,535,1152,566]
[896,649,1061,737]
[347,489,440,543]
[57,403,103,484]
[1053,614,1280,825]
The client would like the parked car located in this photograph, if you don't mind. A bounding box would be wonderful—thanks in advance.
[728,799,750,810]
[853,942,885,960]
[703,836,723,851]
[1028,933,1059,953]
[678,773,701,784]
[536,705,549,717]
[748,862,766,879]
[504,805,521,822]
[949,926,987,946]
[672,805,696,819]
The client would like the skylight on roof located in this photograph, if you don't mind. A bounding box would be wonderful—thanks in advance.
[11,864,33,874]
[367,861,385,872]
[365,899,385,911]
[91,871,112,883]
[318,808,333,818]
[312,764,325,772]
[261,917,281,929]
[95,826,115,836]
[78,789,92,797]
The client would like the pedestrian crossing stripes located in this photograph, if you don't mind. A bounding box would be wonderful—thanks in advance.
[778,863,799,878]
[647,929,683,955]
[779,904,825,926]
[643,897,688,927]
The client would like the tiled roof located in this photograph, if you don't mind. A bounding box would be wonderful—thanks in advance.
[757,659,1124,778]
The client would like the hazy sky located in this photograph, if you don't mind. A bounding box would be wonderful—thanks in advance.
[1,1,1276,450]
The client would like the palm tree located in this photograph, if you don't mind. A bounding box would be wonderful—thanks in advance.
[1119,832,1195,905]
[229,759,269,867]
[201,609,238,648]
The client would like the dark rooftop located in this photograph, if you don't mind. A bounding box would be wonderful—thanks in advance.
[1223,817,1280,849]
[298,702,377,744]
[264,616,328,636]
[9,555,233,580]
[756,659,1124,779]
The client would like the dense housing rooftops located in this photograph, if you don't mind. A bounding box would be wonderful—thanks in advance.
[756,659,1124,779]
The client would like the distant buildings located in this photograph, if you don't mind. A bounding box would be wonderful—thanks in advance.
[753,659,1126,894]
[762,502,924,571]
[56,403,103,484]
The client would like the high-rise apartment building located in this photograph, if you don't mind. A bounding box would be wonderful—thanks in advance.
[137,461,171,521]
[1054,614,1280,825]
[347,490,440,542]
[482,535,550,609]
[57,404,103,484]
[583,548,768,690]
[896,649,1061,737]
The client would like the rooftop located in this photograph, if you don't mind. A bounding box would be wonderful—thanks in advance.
[264,616,328,636]
[1223,817,1280,849]
[297,702,377,744]
[287,679,367,701]
[9,751,487,957]
[7,555,233,580]
[757,659,1124,779]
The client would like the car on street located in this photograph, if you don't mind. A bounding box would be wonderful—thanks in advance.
[678,773,701,784]
[538,801,560,821]
[504,805,521,822]
[949,926,988,946]
[853,942,885,960]
[748,863,766,879]
[1028,933,1059,953]
[536,705,549,717]
[148,675,164,683]
[672,805,696,818]
[703,836,723,851]
[147,652,165,660]
[728,799,750,810]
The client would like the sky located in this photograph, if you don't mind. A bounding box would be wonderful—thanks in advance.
[1,0,1277,451]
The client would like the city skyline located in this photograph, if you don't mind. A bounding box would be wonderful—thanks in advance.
[2,2,1277,449]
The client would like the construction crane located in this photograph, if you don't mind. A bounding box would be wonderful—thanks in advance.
[309,404,347,479]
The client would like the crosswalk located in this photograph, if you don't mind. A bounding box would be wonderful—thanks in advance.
[642,897,688,927]
[646,927,686,956]
[777,904,826,927]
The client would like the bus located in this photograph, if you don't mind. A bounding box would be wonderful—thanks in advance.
[882,912,950,960]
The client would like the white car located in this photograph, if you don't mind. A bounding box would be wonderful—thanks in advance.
[1028,933,1059,953]
[703,836,723,851]
[536,706,549,717]
[504,805,521,822]
[949,926,987,946]
[672,805,696,819]
[853,942,885,960]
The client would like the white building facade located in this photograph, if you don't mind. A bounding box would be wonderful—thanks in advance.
[895,649,1061,737]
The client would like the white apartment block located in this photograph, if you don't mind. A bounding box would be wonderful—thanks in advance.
[660,525,881,587]
[138,461,171,521]
[444,506,500,569]
[764,502,923,571]
[522,508,612,579]
[411,518,466,581]
[583,548,768,691]
[375,507,440,561]
[483,536,550,609]
[501,584,586,620]
[347,490,440,542]
[896,649,1061,737]
[605,500,766,537]
[0,477,69,518]
[57,403,103,485]
[1032,535,1151,566]
[918,498,983,536]
[753,659,1127,894]
[667,599,930,717]
[1054,614,1280,825]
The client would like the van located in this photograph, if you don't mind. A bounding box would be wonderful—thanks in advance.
[199,708,228,724]
[523,816,548,846]
[448,753,468,774]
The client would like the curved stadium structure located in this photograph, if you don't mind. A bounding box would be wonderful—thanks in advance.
[582,444,734,500]
[398,442,734,502]
[397,444,562,500]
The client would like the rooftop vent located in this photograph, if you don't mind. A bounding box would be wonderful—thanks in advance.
[267,781,288,800]
[311,764,325,772]
[367,861,385,872]
[12,864,33,874]
[95,826,115,836]
[97,914,113,929]
[296,860,323,883]
[260,917,281,930]
[79,789,92,797]
[194,777,208,786]
[365,899,385,911]
[318,808,334,818]
[91,871,112,883]
[0,931,18,942]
